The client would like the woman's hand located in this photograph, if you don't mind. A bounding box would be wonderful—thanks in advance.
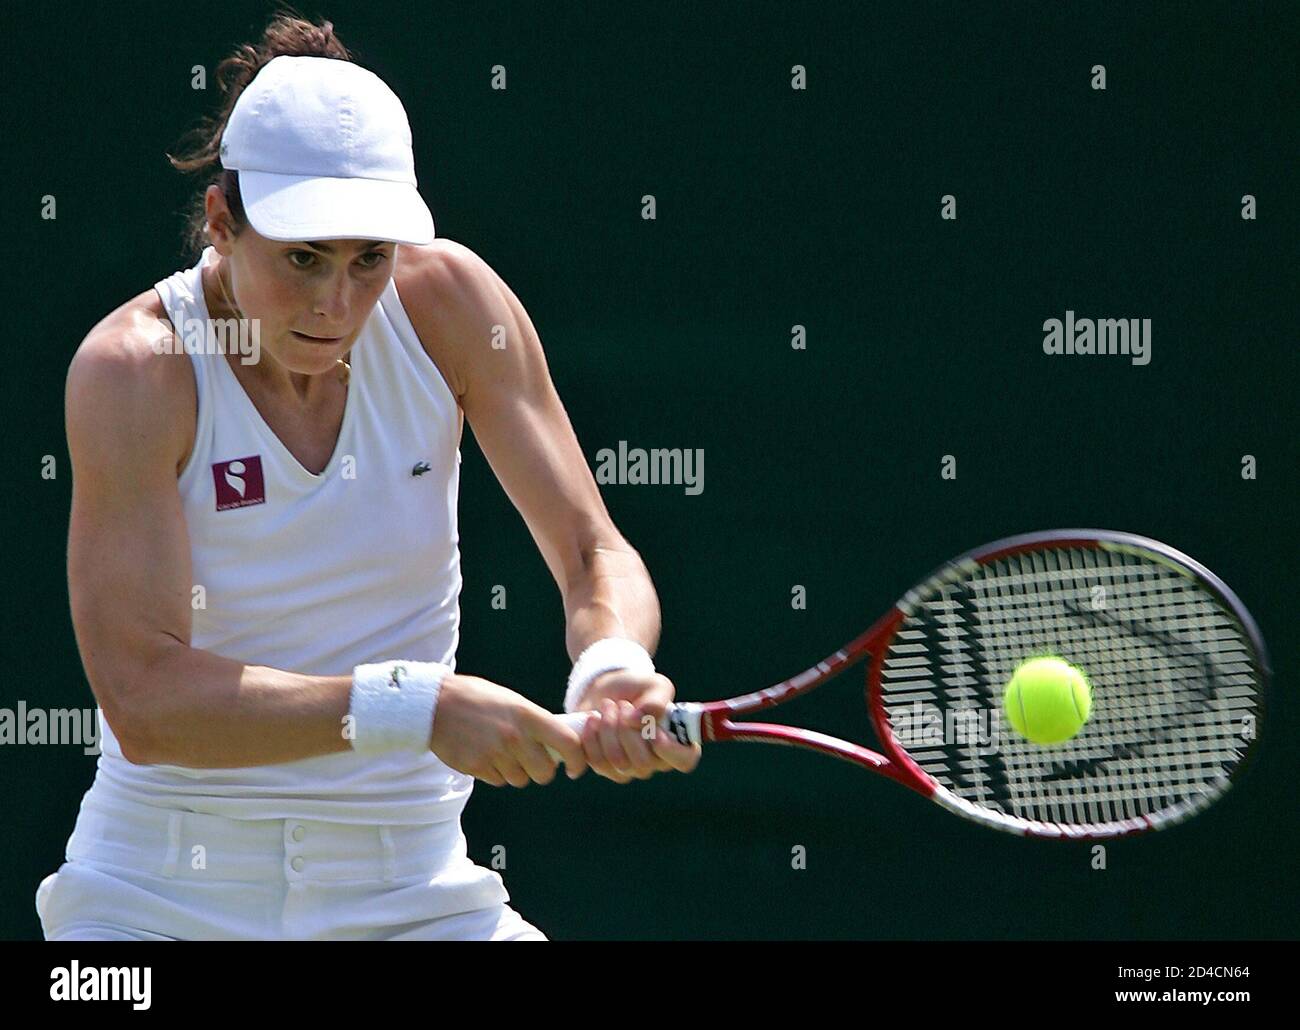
[576,671,702,783]
[431,674,588,786]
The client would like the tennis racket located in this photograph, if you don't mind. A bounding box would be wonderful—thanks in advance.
[554,530,1269,839]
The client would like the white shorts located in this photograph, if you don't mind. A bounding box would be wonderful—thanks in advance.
[36,788,545,941]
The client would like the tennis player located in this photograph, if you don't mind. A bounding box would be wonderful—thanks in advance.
[37,16,698,941]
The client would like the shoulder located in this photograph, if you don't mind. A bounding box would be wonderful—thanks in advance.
[393,238,501,305]
[66,288,196,475]
[392,240,527,400]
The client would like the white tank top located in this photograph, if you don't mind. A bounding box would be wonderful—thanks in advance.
[90,246,476,825]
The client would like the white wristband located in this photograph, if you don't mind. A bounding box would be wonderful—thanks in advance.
[349,660,450,754]
[564,638,655,713]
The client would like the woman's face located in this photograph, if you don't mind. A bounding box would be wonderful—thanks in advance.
[205,185,396,378]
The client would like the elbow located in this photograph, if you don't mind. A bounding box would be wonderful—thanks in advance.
[576,532,641,573]
[97,694,158,766]
[114,720,160,766]
[88,667,163,766]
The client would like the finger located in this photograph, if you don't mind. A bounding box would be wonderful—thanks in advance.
[578,707,607,771]
[583,705,631,783]
[624,697,682,773]
[648,732,702,773]
[537,715,588,780]
[616,700,664,778]
[477,767,507,788]
[512,732,561,786]
[493,755,532,789]
[639,703,685,770]
[597,699,633,778]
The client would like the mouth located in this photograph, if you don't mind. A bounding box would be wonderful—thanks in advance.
[292,331,346,344]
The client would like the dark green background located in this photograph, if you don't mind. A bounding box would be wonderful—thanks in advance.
[4,2,1295,939]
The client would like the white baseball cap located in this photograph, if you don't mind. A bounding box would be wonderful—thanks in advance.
[219,55,435,245]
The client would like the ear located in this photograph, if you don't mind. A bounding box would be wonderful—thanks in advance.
[204,184,239,254]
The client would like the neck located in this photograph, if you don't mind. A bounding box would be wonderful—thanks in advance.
[203,256,242,322]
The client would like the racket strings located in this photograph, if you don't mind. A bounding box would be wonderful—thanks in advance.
[879,544,1262,833]
[970,548,1246,827]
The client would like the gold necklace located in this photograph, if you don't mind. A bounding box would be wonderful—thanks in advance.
[213,259,351,386]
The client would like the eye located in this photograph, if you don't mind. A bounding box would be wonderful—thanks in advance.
[287,250,316,269]
[358,251,388,269]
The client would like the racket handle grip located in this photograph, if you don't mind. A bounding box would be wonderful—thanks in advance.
[545,704,697,762]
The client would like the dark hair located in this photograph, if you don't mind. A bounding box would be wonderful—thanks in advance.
[166,10,354,257]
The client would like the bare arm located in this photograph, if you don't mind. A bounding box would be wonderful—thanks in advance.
[402,243,661,684]
[65,320,583,781]
[65,328,356,767]
[401,243,699,779]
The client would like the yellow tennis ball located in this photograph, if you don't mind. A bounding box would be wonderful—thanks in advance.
[1002,657,1092,745]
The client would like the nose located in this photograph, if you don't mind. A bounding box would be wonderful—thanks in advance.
[313,273,354,326]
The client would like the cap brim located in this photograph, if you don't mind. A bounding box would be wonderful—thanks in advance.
[238,171,435,245]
